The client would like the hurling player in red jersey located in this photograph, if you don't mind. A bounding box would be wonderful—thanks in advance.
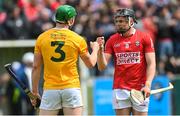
[96,8,156,115]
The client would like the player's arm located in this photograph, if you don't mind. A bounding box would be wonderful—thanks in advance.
[145,52,156,89]
[143,52,156,98]
[97,48,112,71]
[80,41,99,68]
[96,37,112,71]
[32,52,43,95]
[142,34,156,98]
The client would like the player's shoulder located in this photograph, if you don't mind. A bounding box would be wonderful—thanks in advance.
[110,33,119,39]
[135,29,152,44]
[66,29,85,41]
[37,29,52,39]
[107,33,119,42]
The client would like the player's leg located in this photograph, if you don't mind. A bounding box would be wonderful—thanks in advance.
[131,97,149,116]
[115,108,132,115]
[132,109,147,115]
[63,107,83,115]
[113,89,132,115]
[39,107,64,115]
[62,88,83,115]
[39,109,59,115]
[39,90,62,115]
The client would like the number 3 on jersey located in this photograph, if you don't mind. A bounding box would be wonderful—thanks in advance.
[51,41,65,62]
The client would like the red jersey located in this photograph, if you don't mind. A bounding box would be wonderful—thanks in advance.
[105,30,154,90]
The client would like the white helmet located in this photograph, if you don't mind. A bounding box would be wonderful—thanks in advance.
[22,52,34,64]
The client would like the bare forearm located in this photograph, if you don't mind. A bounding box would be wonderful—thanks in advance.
[97,49,107,71]
[32,67,41,93]
[146,63,156,88]
[89,49,98,67]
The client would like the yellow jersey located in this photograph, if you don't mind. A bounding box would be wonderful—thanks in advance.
[34,28,88,89]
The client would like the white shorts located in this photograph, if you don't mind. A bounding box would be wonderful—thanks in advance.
[112,89,149,112]
[40,88,83,110]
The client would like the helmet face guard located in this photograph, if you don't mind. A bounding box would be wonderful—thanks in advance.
[55,5,77,24]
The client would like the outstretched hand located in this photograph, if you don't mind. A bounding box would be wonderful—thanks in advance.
[90,41,99,51]
[30,93,41,107]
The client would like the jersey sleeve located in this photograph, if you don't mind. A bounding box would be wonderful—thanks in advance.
[143,34,155,53]
[34,35,42,54]
[79,38,88,56]
[105,37,113,54]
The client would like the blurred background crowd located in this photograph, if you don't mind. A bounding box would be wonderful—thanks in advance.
[0,0,180,115]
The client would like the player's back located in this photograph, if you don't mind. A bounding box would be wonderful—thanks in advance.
[35,28,87,89]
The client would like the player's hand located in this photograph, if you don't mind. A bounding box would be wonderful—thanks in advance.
[141,86,151,98]
[96,36,105,48]
[90,41,99,51]
[30,93,41,107]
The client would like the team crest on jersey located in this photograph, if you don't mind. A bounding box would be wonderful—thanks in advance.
[124,42,131,48]
[125,43,129,48]
[135,41,140,46]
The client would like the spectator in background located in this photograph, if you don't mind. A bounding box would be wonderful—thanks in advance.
[0,72,22,115]
[0,8,7,39]
[156,6,174,61]
[165,56,180,79]
[12,52,35,115]
[176,57,180,74]
[21,52,34,91]
[0,73,11,114]
[23,0,42,38]
[4,6,29,39]
[134,2,158,43]
[156,60,166,76]
[30,7,54,38]
[43,0,60,12]
[172,7,180,57]
[23,0,40,23]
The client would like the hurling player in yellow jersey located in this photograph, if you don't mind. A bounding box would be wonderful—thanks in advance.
[31,5,99,115]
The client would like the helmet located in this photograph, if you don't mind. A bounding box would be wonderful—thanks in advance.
[22,52,34,64]
[114,8,137,24]
[55,5,77,23]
